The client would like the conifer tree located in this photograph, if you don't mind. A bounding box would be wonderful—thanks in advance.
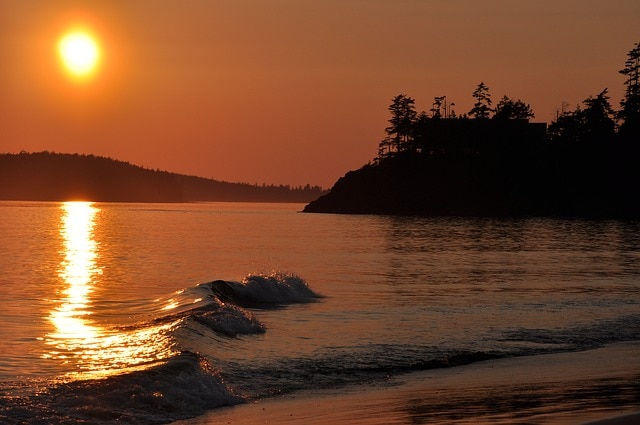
[581,89,616,144]
[468,82,493,119]
[381,94,417,155]
[493,96,535,120]
[548,89,615,145]
[618,42,640,140]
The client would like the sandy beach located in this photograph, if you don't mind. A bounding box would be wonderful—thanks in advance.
[175,342,639,425]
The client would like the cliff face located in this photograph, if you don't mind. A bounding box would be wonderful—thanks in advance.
[303,147,640,218]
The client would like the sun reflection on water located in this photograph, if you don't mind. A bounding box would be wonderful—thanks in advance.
[45,202,178,379]
[51,202,100,341]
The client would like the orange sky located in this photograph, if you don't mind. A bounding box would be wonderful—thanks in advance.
[1,1,639,188]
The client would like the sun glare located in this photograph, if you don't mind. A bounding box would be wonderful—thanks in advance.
[58,30,101,79]
[45,202,178,379]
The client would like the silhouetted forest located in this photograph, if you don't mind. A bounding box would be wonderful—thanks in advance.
[305,42,640,217]
[0,152,326,203]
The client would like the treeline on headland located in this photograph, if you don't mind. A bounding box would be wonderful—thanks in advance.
[304,42,640,218]
[0,152,326,203]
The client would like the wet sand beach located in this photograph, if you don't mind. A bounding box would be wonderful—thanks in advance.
[176,342,640,425]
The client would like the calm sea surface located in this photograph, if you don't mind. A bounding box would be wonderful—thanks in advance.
[1,201,639,424]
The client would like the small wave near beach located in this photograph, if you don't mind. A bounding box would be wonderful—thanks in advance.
[2,270,639,424]
[0,272,321,425]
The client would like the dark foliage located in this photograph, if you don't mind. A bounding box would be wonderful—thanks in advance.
[468,82,493,119]
[548,89,616,145]
[305,42,640,218]
[618,42,640,141]
[493,96,534,120]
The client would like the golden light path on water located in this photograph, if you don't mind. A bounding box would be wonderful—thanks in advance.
[44,202,178,379]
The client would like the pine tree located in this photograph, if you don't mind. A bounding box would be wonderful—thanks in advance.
[618,42,640,140]
[493,96,535,120]
[581,89,616,144]
[381,94,417,155]
[468,82,493,119]
[548,89,615,145]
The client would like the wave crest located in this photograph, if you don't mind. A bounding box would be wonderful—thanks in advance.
[191,303,265,337]
[208,272,321,308]
[159,273,319,337]
[0,352,241,425]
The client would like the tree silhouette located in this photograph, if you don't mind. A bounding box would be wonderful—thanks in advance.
[548,107,582,144]
[618,42,640,140]
[468,82,493,119]
[377,42,639,159]
[548,89,615,145]
[380,94,417,156]
[430,96,445,118]
[493,96,535,120]
[581,89,616,144]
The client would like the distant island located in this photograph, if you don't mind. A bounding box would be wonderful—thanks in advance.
[304,42,640,218]
[0,152,326,203]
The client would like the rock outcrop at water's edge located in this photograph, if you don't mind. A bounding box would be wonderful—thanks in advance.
[303,145,640,218]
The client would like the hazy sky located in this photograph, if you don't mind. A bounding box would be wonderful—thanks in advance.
[1,1,638,188]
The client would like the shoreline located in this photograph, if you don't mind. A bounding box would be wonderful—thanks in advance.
[174,342,640,425]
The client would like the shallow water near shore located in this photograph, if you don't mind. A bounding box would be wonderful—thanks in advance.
[1,201,639,424]
[177,342,640,425]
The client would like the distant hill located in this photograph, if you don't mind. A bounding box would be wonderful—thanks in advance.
[0,152,326,203]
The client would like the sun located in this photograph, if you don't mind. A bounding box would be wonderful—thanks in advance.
[58,31,101,79]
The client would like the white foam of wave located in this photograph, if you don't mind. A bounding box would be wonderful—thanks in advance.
[209,272,321,307]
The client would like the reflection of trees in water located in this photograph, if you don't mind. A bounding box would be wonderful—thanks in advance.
[380,217,640,298]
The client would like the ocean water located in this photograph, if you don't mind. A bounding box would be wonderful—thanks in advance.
[1,201,639,424]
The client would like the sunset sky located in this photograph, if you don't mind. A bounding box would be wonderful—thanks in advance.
[1,1,638,188]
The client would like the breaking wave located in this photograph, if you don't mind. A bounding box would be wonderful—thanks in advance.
[0,272,321,424]
[2,271,638,424]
